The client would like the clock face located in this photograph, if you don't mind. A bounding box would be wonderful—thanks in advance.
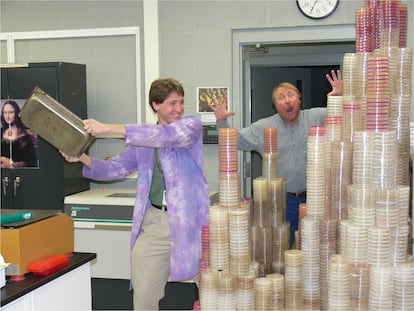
[297,0,339,19]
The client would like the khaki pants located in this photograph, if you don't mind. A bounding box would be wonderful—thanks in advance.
[131,206,171,310]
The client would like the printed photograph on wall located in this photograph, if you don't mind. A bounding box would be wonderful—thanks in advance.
[197,87,229,113]
[1,99,39,168]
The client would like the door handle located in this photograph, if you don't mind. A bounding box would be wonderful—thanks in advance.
[14,176,21,196]
[2,176,9,195]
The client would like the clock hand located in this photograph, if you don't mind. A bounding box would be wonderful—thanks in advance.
[310,0,319,14]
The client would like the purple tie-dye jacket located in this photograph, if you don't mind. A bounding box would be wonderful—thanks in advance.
[82,116,210,281]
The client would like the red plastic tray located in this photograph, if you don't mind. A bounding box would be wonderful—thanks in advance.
[27,254,70,276]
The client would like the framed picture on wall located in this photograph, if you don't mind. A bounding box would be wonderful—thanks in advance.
[197,87,229,123]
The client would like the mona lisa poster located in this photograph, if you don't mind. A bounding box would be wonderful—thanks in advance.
[1,99,39,168]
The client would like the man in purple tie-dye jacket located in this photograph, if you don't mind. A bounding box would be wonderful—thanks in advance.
[62,78,210,310]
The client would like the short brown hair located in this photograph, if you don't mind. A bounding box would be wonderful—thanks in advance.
[149,78,184,112]
[272,82,302,104]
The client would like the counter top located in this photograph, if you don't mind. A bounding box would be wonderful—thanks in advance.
[1,252,96,306]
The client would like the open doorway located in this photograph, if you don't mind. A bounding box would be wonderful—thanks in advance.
[231,25,356,197]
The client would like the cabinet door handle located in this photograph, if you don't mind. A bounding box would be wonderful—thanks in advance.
[13,176,21,196]
[2,176,9,195]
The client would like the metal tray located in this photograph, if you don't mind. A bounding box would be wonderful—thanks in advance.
[19,87,93,157]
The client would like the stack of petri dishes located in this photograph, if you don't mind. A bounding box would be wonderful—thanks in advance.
[393,262,414,310]
[218,128,240,208]
[329,141,353,220]
[253,177,270,228]
[298,203,307,250]
[301,216,320,310]
[338,219,350,255]
[367,226,391,267]
[366,55,390,132]
[266,273,285,310]
[326,95,343,116]
[328,255,351,311]
[379,0,400,49]
[349,262,370,311]
[199,269,219,311]
[371,131,397,189]
[348,185,376,228]
[342,99,363,143]
[390,225,409,265]
[253,277,274,311]
[355,8,375,52]
[319,218,338,310]
[201,225,210,264]
[228,205,250,277]
[399,3,407,47]
[324,116,343,170]
[397,185,410,225]
[268,177,286,226]
[375,188,400,231]
[344,222,368,264]
[352,132,373,187]
[217,272,235,311]
[284,249,303,310]
[235,274,255,311]
[272,221,290,275]
[306,126,327,220]
[208,203,230,272]
[262,128,278,180]
[256,226,273,277]
[368,266,394,310]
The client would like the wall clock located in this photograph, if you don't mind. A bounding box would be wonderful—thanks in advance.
[297,0,339,19]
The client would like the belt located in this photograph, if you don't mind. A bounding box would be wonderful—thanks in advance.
[152,203,167,211]
[287,191,307,197]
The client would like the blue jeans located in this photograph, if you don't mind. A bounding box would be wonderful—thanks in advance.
[286,193,306,247]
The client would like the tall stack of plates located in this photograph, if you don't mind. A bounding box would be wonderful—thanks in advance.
[301,217,321,310]
[217,272,235,311]
[352,132,373,187]
[229,205,250,277]
[253,177,270,228]
[262,128,278,180]
[348,185,376,228]
[366,55,390,132]
[199,269,219,311]
[284,249,303,310]
[319,218,338,310]
[328,255,351,310]
[218,128,240,208]
[209,203,230,272]
[350,263,370,310]
[396,185,410,225]
[306,126,327,219]
[272,221,290,275]
[329,141,353,220]
[235,274,255,311]
[379,0,400,48]
[327,95,343,116]
[371,131,397,189]
[393,263,414,310]
[253,277,273,311]
[342,100,363,142]
[367,226,391,267]
[324,116,343,171]
[368,266,394,310]
[399,3,407,47]
[344,222,368,264]
[268,177,286,226]
[389,225,409,265]
[355,8,375,52]
[266,273,285,310]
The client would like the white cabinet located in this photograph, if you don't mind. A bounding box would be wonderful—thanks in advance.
[1,261,92,311]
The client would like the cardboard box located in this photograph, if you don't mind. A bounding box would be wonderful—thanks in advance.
[0,213,74,276]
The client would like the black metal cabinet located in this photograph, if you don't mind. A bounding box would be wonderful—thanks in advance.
[1,62,90,210]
